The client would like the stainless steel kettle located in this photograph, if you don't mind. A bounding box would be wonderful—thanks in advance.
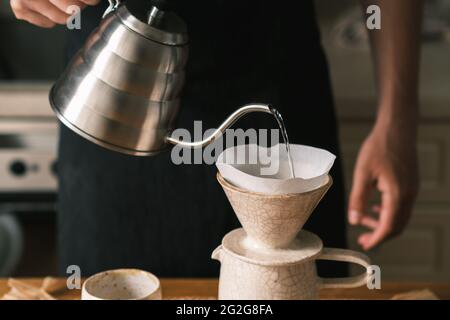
[49,0,272,156]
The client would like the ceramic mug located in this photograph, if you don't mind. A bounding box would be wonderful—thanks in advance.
[81,269,162,300]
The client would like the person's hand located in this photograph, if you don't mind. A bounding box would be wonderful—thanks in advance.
[348,111,419,251]
[10,0,100,28]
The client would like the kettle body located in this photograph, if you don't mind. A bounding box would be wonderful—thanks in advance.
[50,2,189,156]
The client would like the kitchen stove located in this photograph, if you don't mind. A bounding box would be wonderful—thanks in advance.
[0,82,58,208]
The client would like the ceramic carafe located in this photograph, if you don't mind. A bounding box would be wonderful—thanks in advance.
[213,173,371,300]
[212,229,371,300]
[49,0,272,156]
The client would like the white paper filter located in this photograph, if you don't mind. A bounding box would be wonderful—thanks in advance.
[216,144,336,194]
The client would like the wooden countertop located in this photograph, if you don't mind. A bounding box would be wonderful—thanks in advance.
[1,278,449,300]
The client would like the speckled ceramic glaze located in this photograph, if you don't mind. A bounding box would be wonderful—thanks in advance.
[81,269,162,300]
[217,173,332,248]
[212,229,371,300]
[214,172,371,300]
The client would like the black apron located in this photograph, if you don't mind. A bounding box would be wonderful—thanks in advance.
[58,0,347,277]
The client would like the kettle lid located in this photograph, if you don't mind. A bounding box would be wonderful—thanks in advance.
[221,228,323,266]
[117,3,188,45]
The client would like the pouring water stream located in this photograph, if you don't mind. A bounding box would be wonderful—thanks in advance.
[269,107,296,178]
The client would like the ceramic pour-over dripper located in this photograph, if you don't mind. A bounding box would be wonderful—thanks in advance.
[217,173,332,249]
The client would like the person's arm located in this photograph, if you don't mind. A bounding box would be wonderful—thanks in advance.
[349,0,423,250]
[10,0,100,28]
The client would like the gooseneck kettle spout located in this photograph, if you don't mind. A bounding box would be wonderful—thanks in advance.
[165,104,273,148]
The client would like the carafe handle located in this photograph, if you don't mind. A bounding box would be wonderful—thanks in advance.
[317,248,371,289]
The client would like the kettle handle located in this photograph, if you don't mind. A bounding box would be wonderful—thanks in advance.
[317,247,371,289]
[103,0,122,18]
[103,0,172,19]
